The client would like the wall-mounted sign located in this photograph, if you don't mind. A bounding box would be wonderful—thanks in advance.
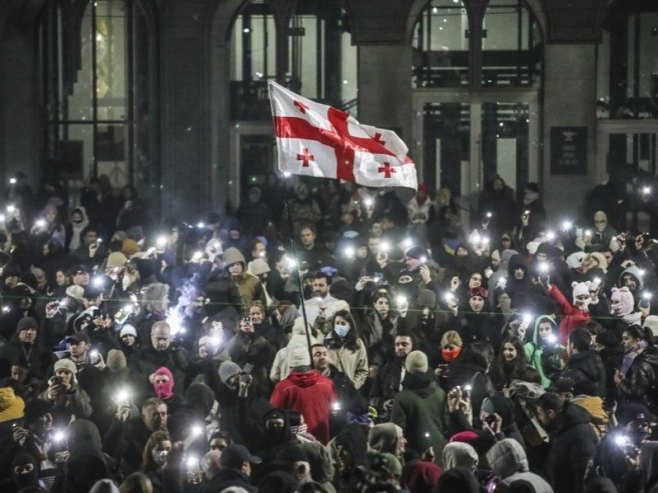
[551,126,587,175]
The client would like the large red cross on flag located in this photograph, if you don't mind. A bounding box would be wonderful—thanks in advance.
[268,81,418,190]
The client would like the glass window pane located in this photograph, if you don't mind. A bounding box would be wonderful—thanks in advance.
[481,102,529,194]
[66,9,94,120]
[482,0,541,87]
[412,1,469,88]
[96,0,128,121]
[423,102,470,195]
[51,124,94,178]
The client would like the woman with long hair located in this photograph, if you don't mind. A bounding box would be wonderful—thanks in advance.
[324,309,368,390]
[141,430,182,493]
[489,336,540,392]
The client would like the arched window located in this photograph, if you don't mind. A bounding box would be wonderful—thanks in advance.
[412,0,470,88]
[39,0,156,191]
[482,0,542,86]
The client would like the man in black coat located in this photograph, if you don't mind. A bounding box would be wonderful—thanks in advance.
[562,328,607,398]
[128,321,188,400]
[0,317,54,381]
[103,397,168,476]
[536,392,598,493]
[369,334,414,418]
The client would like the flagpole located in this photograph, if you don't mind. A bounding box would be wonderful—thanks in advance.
[283,186,315,368]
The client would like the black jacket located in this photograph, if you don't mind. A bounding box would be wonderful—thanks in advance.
[545,402,598,493]
[618,345,658,413]
[562,349,607,398]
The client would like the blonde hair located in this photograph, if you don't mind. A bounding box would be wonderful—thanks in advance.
[440,330,462,348]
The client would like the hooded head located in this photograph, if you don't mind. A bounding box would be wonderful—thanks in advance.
[571,281,592,312]
[152,367,174,400]
[610,287,635,317]
[593,211,607,232]
[442,442,479,471]
[619,265,644,293]
[485,438,529,479]
[532,315,559,347]
[368,423,405,456]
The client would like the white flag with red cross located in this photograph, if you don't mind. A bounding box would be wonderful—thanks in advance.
[268,80,418,190]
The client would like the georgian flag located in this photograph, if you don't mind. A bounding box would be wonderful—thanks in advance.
[268,81,418,190]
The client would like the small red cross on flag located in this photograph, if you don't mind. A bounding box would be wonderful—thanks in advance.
[297,148,314,167]
[268,81,417,190]
[378,162,396,178]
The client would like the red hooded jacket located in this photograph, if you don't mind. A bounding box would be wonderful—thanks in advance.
[270,370,336,444]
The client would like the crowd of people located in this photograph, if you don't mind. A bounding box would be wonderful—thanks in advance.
[1,172,658,493]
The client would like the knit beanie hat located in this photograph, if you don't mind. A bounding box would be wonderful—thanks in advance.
[610,286,635,317]
[23,398,53,424]
[289,345,311,368]
[223,247,245,267]
[152,367,174,400]
[16,317,38,333]
[405,350,428,374]
[218,361,242,386]
[247,258,270,276]
[405,246,428,261]
[119,324,137,338]
[106,349,127,372]
[54,358,78,375]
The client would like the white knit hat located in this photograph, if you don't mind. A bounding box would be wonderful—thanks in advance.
[289,345,310,368]
[405,350,428,374]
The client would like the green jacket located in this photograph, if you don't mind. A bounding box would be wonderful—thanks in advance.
[391,372,448,466]
[524,314,565,389]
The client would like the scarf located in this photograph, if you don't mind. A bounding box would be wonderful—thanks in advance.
[620,340,648,376]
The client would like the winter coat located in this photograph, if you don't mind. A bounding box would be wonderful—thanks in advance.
[0,336,55,381]
[524,315,566,389]
[270,370,336,444]
[325,334,368,390]
[617,344,658,413]
[369,358,406,412]
[486,438,553,492]
[390,371,448,466]
[269,324,320,383]
[40,381,93,425]
[547,284,591,345]
[561,349,607,398]
[232,271,266,307]
[361,310,400,366]
[544,402,598,493]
